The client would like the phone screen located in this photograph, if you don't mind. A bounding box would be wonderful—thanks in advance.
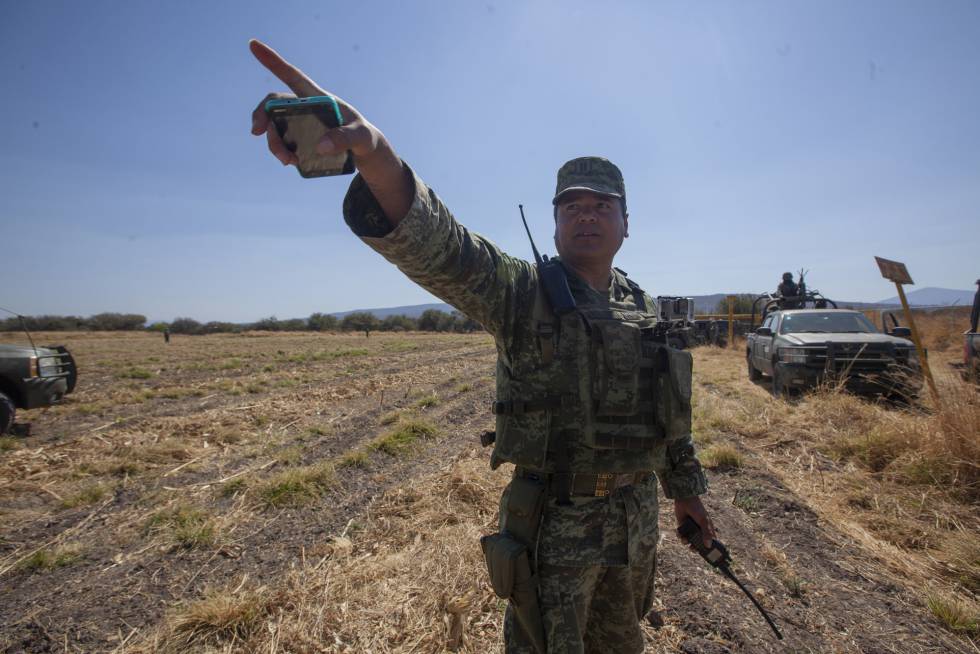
[268,100,355,178]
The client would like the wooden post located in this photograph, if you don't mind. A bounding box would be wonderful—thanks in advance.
[727,296,735,349]
[894,283,939,406]
[874,256,940,408]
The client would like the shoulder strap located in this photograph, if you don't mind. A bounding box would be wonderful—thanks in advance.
[531,278,557,364]
[620,273,649,313]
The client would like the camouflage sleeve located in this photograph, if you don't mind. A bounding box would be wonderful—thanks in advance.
[653,347,708,499]
[656,435,708,499]
[342,165,533,341]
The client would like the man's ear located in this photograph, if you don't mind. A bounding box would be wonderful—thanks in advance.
[623,212,630,238]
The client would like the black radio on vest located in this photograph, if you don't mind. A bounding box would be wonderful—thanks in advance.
[519,205,576,315]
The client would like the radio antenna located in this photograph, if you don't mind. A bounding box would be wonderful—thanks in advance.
[519,204,545,266]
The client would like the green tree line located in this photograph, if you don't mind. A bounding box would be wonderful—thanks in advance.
[2,310,483,335]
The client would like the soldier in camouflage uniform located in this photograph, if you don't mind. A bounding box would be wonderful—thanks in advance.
[250,41,715,654]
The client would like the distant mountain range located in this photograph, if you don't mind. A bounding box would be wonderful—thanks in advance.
[876,287,975,307]
[329,303,456,319]
[329,286,975,320]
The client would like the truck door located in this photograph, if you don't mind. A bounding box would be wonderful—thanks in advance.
[755,314,777,375]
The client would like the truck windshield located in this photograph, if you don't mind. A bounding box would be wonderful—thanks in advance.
[780,312,877,334]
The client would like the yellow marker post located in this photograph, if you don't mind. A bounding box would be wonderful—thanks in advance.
[874,257,939,406]
[728,296,735,350]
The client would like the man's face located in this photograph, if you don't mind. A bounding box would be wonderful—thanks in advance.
[553,190,628,267]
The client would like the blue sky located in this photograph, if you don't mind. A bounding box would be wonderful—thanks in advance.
[2,1,978,323]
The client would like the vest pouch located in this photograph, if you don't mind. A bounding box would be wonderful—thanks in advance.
[594,321,642,416]
[480,533,525,599]
[480,533,547,653]
[657,347,694,436]
[493,411,551,470]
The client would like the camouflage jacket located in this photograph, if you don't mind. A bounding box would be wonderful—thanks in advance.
[343,167,707,501]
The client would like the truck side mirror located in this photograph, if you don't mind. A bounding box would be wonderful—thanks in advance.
[756,327,772,337]
[890,326,911,338]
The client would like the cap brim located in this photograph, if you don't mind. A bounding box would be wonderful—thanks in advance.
[552,186,623,205]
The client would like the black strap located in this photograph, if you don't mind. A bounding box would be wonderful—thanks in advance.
[537,321,556,364]
[594,413,658,426]
[551,433,572,506]
[622,275,648,313]
[492,397,565,415]
[594,432,662,450]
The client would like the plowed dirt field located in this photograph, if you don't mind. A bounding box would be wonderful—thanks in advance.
[0,331,975,653]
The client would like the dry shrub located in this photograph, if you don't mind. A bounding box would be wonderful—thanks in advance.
[802,373,979,501]
[912,307,971,353]
[925,592,979,636]
[691,344,979,608]
[163,587,277,652]
[941,530,980,594]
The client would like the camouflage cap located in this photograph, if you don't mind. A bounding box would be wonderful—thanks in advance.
[552,156,626,205]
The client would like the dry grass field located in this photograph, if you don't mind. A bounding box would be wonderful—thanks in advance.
[0,312,976,653]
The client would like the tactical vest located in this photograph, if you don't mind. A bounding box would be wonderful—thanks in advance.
[489,265,693,474]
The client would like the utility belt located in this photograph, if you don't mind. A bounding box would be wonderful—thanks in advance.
[514,466,651,498]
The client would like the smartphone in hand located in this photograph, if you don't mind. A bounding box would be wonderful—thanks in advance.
[265,96,355,178]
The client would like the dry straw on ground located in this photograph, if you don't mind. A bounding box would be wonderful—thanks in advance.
[136,456,509,653]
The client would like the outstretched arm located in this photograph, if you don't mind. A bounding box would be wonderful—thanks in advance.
[249,39,413,226]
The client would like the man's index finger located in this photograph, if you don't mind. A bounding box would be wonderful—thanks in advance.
[249,39,322,97]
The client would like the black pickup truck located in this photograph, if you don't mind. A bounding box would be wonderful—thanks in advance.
[746,309,922,398]
[0,343,77,434]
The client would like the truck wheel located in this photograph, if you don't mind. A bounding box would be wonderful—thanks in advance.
[0,391,14,435]
[747,356,761,381]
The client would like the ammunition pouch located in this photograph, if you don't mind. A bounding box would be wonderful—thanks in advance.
[499,474,547,545]
[657,346,693,437]
[481,474,548,654]
[480,533,534,600]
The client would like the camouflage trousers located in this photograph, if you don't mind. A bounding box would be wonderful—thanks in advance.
[501,474,660,654]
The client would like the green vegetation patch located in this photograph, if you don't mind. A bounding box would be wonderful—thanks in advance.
[414,394,440,409]
[824,429,912,473]
[926,593,978,636]
[61,483,110,508]
[74,402,106,416]
[311,348,371,361]
[219,478,247,498]
[383,341,418,353]
[369,419,439,456]
[275,445,304,466]
[17,545,82,572]
[732,490,761,513]
[337,449,370,469]
[146,504,219,549]
[118,367,153,379]
[0,437,20,452]
[378,411,401,426]
[699,444,744,471]
[255,462,336,507]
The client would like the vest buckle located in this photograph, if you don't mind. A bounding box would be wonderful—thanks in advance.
[594,473,615,497]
